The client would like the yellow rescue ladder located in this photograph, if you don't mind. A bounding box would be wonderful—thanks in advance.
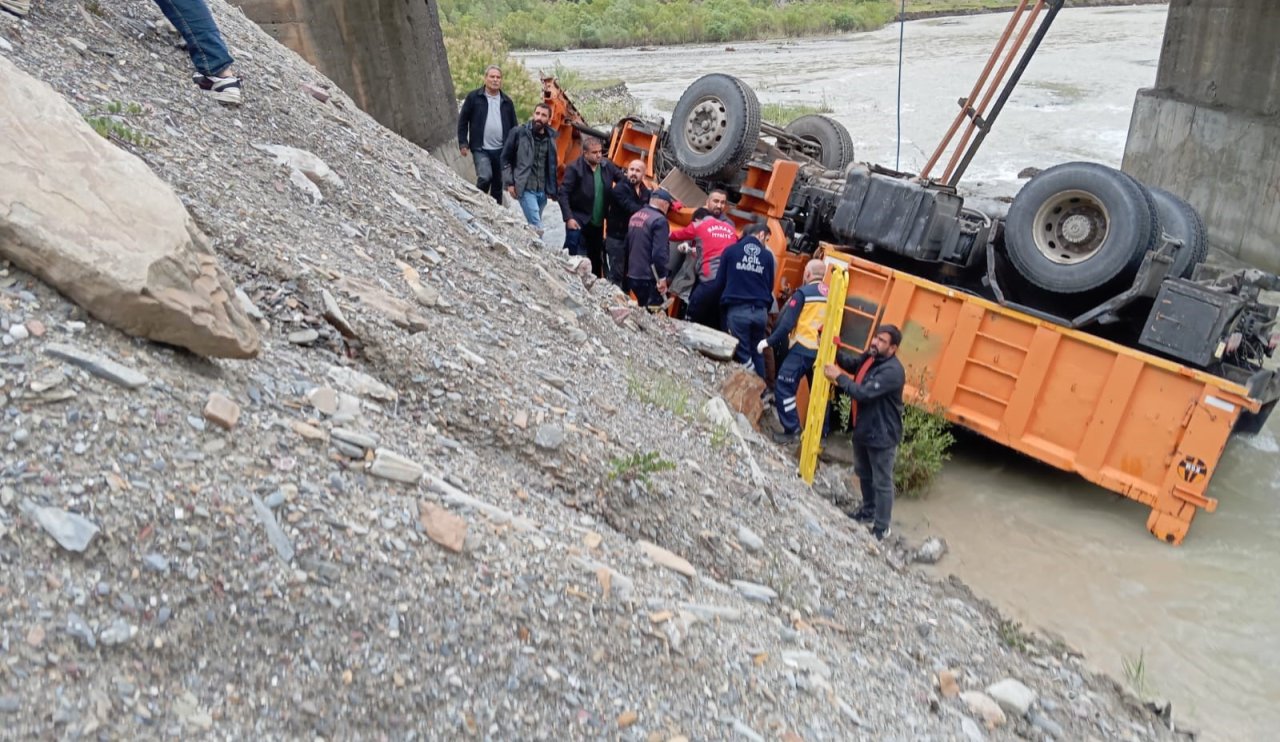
[798,264,849,483]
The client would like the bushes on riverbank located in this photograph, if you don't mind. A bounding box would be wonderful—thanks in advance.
[441,0,895,51]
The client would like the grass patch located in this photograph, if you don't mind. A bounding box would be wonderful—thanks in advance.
[84,101,152,148]
[710,422,734,450]
[1122,649,1154,699]
[608,451,675,486]
[626,369,694,418]
[997,619,1030,653]
[761,100,834,126]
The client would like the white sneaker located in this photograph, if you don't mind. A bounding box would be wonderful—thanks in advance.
[193,72,243,106]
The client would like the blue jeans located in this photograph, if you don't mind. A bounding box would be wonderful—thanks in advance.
[518,190,547,231]
[723,304,767,378]
[775,347,817,434]
[472,149,503,204]
[152,0,235,77]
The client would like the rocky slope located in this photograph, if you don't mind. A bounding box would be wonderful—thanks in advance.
[0,2,1181,739]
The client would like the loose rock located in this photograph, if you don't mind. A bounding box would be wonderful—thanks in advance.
[419,502,466,553]
[986,677,1037,717]
[44,343,148,389]
[22,500,99,552]
[202,392,241,430]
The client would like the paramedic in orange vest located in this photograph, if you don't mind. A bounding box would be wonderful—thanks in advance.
[758,259,828,445]
[823,324,906,541]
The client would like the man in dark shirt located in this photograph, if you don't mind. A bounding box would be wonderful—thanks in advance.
[557,136,618,277]
[705,223,775,376]
[625,189,675,309]
[502,103,558,236]
[605,159,650,289]
[823,325,906,540]
[457,65,517,204]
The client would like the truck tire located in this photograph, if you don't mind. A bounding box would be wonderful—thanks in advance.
[670,74,761,179]
[1005,162,1158,294]
[1149,187,1208,279]
[784,114,855,170]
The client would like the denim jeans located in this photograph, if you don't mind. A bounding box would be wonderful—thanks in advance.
[152,0,234,77]
[518,190,547,231]
[774,347,817,434]
[723,304,767,378]
[472,149,503,204]
[854,442,897,532]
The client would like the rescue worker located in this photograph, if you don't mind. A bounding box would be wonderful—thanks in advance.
[705,188,729,220]
[759,259,827,444]
[502,102,558,236]
[625,188,675,309]
[707,223,775,376]
[823,325,906,541]
[457,65,517,204]
[557,136,618,277]
[605,159,651,289]
[668,197,739,327]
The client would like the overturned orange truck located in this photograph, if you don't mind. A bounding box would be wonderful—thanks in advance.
[539,0,1280,543]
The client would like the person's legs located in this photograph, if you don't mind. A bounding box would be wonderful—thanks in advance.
[630,278,658,308]
[564,227,585,257]
[744,306,767,378]
[867,444,897,536]
[473,150,503,203]
[517,190,546,232]
[152,0,234,77]
[605,236,628,288]
[723,305,753,368]
[774,349,815,435]
[584,223,606,277]
[851,442,875,521]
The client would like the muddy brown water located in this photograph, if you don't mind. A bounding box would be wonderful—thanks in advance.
[519,6,1279,738]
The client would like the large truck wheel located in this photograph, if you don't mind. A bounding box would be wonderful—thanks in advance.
[1005,162,1158,294]
[784,114,855,170]
[670,74,761,179]
[1149,187,1208,279]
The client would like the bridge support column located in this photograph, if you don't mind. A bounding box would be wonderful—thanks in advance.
[1122,0,1280,271]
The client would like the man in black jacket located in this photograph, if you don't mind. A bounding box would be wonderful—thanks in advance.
[823,324,906,540]
[502,103,558,236]
[625,189,674,309]
[557,137,619,277]
[457,66,517,204]
[605,159,650,289]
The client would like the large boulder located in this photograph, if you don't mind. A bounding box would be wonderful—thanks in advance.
[0,56,260,359]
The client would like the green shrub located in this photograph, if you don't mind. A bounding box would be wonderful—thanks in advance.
[894,396,954,498]
[608,451,676,485]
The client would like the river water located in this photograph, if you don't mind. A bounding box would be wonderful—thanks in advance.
[518,6,1279,739]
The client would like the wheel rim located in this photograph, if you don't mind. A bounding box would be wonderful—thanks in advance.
[682,96,729,155]
[1032,189,1110,265]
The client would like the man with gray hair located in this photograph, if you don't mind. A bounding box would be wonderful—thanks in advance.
[557,136,619,277]
[457,65,517,204]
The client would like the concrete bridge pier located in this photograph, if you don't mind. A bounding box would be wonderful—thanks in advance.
[1122,0,1280,271]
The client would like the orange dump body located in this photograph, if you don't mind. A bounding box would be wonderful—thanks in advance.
[822,250,1261,544]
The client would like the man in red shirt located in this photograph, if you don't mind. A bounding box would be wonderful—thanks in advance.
[669,190,738,326]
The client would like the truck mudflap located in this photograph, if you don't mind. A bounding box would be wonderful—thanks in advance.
[800,252,1273,545]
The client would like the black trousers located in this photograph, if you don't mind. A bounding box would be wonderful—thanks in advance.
[853,441,897,532]
[605,234,628,289]
[472,148,504,204]
[566,223,606,277]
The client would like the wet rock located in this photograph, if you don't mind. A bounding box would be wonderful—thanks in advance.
[0,58,260,357]
[985,677,1037,717]
[960,691,1006,729]
[913,536,948,565]
[44,343,148,389]
[677,323,738,361]
[366,448,423,484]
[143,553,170,573]
[202,392,241,430]
[99,618,134,646]
[721,370,766,428]
[66,612,95,648]
[22,500,99,552]
[250,493,295,563]
[419,502,466,553]
[288,328,319,345]
[730,579,777,604]
[638,540,696,577]
[326,365,397,401]
[533,424,564,450]
[736,524,764,552]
